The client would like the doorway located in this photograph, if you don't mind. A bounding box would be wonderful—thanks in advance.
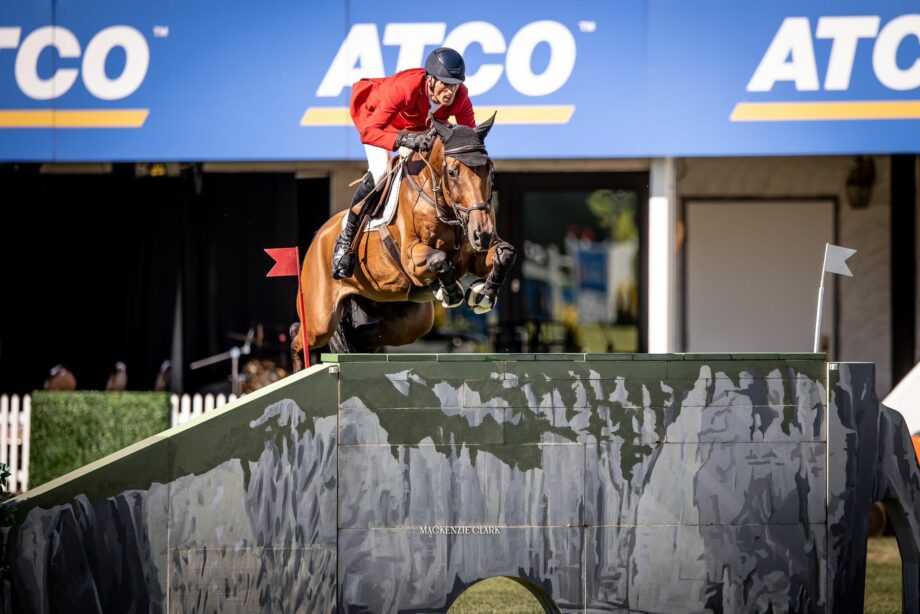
[683,198,837,354]
[493,172,649,353]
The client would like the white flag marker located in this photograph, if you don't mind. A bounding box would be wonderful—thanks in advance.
[824,244,857,277]
[814,243,857,352]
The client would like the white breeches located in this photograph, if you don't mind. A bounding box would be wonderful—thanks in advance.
[364,144,391,184]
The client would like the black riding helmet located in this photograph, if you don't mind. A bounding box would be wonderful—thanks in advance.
[425,47,465,84]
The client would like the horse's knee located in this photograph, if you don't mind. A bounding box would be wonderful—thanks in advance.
[426,250,450,274]
[495,242,516,267]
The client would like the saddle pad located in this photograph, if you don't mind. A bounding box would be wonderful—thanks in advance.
[367,166,402,230]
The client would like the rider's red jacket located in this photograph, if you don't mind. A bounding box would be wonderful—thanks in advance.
[350,68,475,150]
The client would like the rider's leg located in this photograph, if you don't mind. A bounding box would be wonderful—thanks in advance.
[363,144,390,184]
[331,173,376,279]
[331,146,390,280]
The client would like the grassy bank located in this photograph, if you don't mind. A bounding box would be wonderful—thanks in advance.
[865,536,902,614]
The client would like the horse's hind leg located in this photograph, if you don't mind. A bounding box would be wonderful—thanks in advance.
[290,322,305,372]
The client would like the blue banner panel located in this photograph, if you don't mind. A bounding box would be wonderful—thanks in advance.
[1,1,919,160]
[647,0,920,156]
[0,1,54,160]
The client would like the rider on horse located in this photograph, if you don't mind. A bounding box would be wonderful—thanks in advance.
[330,47,477,280]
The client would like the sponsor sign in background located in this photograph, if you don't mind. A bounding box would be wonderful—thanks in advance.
[647,1,920,156]
[1,0,919,161]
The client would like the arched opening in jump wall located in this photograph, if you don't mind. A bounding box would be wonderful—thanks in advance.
[864,498,917,612]
[447,576,560,613]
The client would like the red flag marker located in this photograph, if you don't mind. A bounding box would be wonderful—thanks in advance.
[264,247,300,277]
[265,247,310,367]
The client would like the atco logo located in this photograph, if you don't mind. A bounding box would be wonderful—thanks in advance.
[317,20,577,98]
[0,25,149,100]
[748,15,920,92]
[732,14,920,122]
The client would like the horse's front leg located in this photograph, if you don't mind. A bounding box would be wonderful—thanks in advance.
[410,244,464,308]
[466,240,516,314]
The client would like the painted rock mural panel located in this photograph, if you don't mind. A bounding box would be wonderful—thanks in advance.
[3,355,920,613]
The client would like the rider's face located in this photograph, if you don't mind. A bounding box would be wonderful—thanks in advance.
[428,77,460,106]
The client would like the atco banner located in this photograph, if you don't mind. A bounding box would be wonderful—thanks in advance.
[1,0,919,160]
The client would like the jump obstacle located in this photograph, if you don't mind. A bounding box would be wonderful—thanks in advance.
[3,353,920,612]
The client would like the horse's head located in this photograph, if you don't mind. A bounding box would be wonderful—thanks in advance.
[432,114,496,252]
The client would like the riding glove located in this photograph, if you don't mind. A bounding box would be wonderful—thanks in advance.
[396,132,432,152]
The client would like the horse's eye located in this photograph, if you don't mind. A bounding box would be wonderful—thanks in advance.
[448,167,459,179]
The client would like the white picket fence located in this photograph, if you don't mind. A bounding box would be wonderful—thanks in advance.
[169,393,238,426]
[0,394,30,493]
[0,392,238,494]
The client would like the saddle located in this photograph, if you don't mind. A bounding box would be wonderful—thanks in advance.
[344,152,417,286]
[340,153,407,234]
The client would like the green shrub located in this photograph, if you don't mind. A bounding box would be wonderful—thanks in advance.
[30,391,171,488]
[0,463,12,525]
[0,462,11,582]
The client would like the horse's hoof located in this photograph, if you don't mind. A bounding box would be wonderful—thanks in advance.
[465,280,496,314]
[434,281,464,308]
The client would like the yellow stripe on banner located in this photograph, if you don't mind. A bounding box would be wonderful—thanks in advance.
[474,105,576,124]
[731,100,920,122]
[300,105,576,127]
[0,109,149,128]
[299,107,351,126]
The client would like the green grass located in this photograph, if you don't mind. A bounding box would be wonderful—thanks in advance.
[448,577,543,613]
[449,537,902,613]
[865,536,902,614]
[579,323,638,353]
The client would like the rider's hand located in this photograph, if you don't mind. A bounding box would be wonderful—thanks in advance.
[396,132,432,152]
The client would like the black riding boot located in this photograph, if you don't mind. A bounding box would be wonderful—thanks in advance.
[331,173,379,280]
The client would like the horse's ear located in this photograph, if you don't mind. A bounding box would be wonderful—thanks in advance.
[432,119,452,142]
[474,112,497,141]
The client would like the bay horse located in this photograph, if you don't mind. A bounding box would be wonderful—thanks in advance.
[291,114,515,369]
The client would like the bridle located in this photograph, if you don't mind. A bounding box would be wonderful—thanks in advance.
[405,139,494,236]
